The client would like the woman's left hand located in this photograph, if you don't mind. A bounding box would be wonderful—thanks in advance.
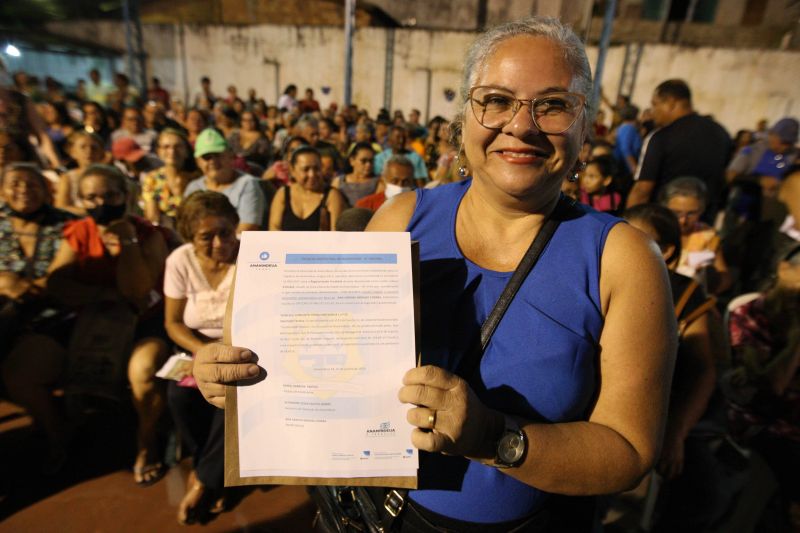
[398,365,502,459]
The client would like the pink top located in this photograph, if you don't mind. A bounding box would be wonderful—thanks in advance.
[163,243,234,339]
[579,190,621,213]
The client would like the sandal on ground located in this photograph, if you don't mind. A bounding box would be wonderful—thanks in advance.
[133,450,166,487]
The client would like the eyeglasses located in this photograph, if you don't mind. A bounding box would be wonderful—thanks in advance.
[469,86,586,134]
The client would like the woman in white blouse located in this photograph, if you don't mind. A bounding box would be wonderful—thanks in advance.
[163,190,238,524]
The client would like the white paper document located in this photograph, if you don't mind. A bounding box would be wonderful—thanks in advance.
[232,231,418,479]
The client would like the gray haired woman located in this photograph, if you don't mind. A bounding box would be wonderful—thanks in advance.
[660,176,733,294]
[192,17,676,531]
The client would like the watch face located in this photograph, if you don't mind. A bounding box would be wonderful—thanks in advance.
[498,431,524,464]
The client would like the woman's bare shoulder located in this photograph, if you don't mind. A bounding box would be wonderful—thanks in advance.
[366,191,417,232]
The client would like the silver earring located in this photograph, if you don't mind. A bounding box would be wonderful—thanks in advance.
[569,161,586,182]
[455,142,468,177]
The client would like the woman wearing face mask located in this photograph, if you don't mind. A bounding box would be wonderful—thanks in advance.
[45,164,171,485]
[54,130,106,214]
[141,128,200,229]
[355,154,415,211]
[268,145,345,231]
[332,141,379,207]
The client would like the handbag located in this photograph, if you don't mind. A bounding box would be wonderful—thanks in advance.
[310,196,572,533]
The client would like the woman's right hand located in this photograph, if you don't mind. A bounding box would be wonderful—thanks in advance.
[193,343,261,408]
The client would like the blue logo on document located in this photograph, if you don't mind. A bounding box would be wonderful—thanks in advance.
[259,251,270,261]
[362,450,371,458]
[404,449,414,457]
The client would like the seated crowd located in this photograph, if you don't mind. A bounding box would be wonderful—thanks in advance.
[1,69,799,529]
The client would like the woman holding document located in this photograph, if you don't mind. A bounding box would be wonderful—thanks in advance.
[194,16,676,531]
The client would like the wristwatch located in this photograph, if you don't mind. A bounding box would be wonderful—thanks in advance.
[493,416,527,468]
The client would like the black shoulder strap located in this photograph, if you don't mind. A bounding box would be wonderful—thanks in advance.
[455,196,571,382]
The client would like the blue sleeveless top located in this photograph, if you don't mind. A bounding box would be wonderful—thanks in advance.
[407,179,620,523]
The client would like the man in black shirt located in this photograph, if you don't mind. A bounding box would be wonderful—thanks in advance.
[626,79,732,221]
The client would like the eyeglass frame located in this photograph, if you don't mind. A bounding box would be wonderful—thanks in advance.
[468,86,587,134]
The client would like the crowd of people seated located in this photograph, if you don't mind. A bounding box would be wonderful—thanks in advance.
[1,62,798,530]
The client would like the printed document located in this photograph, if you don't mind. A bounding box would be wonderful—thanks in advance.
[231,231,418,479]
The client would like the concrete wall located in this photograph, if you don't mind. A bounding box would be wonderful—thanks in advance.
[42,20,800,134]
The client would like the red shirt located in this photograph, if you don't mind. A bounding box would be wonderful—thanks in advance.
[355,191,386,212]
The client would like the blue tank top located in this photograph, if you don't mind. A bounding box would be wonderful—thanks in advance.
[407,179,620,523]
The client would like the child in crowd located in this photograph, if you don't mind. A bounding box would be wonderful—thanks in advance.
[579,155,622,214]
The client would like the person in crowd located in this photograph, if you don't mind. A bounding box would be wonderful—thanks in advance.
[40,101,77,162]
[579,155,622,214]
[141,128,200,228]
[0,163,78,469]
[726,244,800,527]
[168,97,187,126]
[373,125,430,188]
[623,204,722,531]
[601,92,631,130]
[109,73,140,108]
[626,79,732,221]
[6,164,169,480]
[111,137,161,183]
[593,108,608,139]
[223,84,238,106]
[111,106,157,153]
[80,101,112,144]
[375,118,391,149]
[408,124,427,158]
[347,122,381,155]
[147,77,171,109]
[355,154,415,212]
[54,130,106,214]
[298,87,321,113]
[295,116,339,160]
[732,129,754,156]
[319,117,336,144]
[262,135,307,188]
[754,118,769,141]
[726,117,798,198]
[184,108,209,148]
[183,128,266,232]
[194,76,216,109]
[195,16,676,531]
[277,84,298,113]
[0,62,60,168]
[226,110,272,169]
[423,117,450,171]
[612,104,642,177]
[268,145,345,231]
[216,107,239,140]
[44,77,66,103]
[332,141,379,207]
[660,177,733,295]
[142,101,183,134]
[0,129,39,170]
[85,68,110,106]
[163,191,239,524]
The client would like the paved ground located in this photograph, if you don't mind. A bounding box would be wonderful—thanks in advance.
[0,399,317,532]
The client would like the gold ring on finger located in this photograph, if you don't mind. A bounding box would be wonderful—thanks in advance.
[427,410,437,430]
